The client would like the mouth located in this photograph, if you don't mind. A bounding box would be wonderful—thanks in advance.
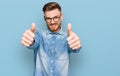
[47,23,60,32]
[50,23,57,26]
[48,24,57,31]
[50,25,56,29]
[49,24,58,29]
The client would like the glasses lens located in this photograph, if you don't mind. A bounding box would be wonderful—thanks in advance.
[45,18,51,23]
[53,17,60,22]
[45,16,61,23]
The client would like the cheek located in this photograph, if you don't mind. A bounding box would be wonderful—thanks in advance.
[57,20,61,24]
[58,21,61,25]
[46,22,51,26]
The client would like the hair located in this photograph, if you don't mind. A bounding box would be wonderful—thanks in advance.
[43,2,61,13]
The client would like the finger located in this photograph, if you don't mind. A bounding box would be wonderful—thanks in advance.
[31,23,36,33]
[68,36,79,45]
[22,33,34,42]
[72,44,81,50]
[69,41,80,48]
[22,37,33,45]
[67,32,75,42]
[21,40,29,47]
[67,23,72,36]
[26,30,35,38]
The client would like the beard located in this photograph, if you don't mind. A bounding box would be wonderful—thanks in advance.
[47,22,61,32]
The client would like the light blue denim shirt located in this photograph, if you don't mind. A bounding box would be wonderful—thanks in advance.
[28,28,80,76]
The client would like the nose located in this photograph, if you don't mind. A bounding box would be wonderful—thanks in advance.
[51,19,55,24]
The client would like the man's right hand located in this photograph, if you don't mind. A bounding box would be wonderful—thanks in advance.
[21,23,36,47]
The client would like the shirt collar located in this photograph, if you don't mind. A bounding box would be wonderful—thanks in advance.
[47,27,64,35]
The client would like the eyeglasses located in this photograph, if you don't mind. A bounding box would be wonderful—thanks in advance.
[44,16,61,23]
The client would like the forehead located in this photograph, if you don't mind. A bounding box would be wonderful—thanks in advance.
[44,9,61,17]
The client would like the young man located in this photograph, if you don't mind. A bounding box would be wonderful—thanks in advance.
[21,2,81,76]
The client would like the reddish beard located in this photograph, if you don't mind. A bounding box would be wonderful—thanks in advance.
[47,23,61,32]
[49,23,58,26]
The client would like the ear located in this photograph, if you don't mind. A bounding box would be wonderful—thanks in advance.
[61,13,64,20]
[44,16,46,20]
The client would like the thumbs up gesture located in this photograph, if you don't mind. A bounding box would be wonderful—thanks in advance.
[67,23,81,50]
[21,23,36,47]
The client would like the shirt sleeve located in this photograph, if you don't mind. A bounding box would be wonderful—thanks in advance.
[27,31,41,50]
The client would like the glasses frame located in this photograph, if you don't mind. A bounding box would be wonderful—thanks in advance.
[44,15,61,23]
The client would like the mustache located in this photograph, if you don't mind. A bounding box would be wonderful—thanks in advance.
[49,23,57,26]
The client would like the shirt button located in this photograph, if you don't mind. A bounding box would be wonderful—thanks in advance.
[51,60,54,62]
[52,41,54,44]
[51,50,54,53]
[50,70,53,73]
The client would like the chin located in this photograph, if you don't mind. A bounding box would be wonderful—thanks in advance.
[48,25,60,32]
[51,29,57,32]
[49,27,57,31]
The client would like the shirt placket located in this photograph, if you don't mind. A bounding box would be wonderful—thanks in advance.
[49,34,56,76]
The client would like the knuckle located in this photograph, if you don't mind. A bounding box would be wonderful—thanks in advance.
[31,38,34,42]
[29,41,32,44]
[73,34,76,37]
[69,45,72,48]
[77,40,80,44]
[22,37,25,40]
[21,40,23,44]
[25,30,30,35]
[29,36,32,40]
[21,40,25,45]
[79,44,81,48]
[25,30,29,33]
[68,42,70,45]
[22,33,26,37]
[33,34,35,37]
[76,37,80,41]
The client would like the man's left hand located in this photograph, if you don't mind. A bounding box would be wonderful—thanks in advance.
[67,23,81,50]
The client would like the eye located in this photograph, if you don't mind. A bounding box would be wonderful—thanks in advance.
[53,16,60,21]
[46,18,51,20]
[54,16,59,19]
[45,18,51,22]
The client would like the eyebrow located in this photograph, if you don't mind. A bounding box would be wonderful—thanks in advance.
[45,14,61,18]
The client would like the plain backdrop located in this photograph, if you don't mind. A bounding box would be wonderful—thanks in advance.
[0,0,120,76]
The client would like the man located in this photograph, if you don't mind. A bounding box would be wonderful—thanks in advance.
[21,2,81,76]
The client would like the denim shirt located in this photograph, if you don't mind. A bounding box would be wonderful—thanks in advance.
[28,28,80,76]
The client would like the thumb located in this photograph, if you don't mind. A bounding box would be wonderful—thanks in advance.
[67,23,72,36]
[31,23,36,33]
